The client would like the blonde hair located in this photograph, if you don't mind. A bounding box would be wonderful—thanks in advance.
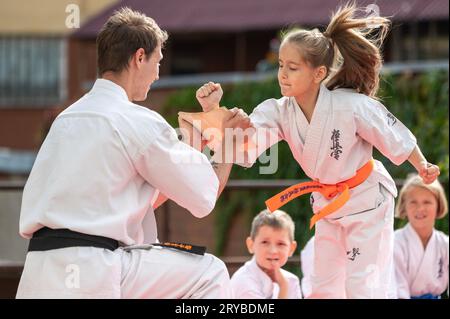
[250,209,295,241]
[396,174,448,220]
[281,1,390,98]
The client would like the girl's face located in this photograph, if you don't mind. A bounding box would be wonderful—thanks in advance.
[405,186,438,231]
[277,42,321,100]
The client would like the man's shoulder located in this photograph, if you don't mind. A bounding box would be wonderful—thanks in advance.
[124,103,173,136]
[62,92,166,123]
[60,96,174,144]
[127,102,163,118]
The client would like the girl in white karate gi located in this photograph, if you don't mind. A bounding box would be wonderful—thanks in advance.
[195,3,440,298]
[394,174,448,299]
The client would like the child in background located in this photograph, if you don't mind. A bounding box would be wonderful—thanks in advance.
[231,210,302,298]
[394,174,449,299]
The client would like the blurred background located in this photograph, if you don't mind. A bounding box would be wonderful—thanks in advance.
[0,0,448,298]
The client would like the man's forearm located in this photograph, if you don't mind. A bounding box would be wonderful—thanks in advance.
[211,161,233,198]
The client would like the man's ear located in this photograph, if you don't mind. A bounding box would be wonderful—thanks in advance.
[134,48,146,68]
[246,237,254,254]
[314,66,327,83]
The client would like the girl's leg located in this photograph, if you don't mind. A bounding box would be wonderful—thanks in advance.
[309,218,346,298]
[342,184,395,299]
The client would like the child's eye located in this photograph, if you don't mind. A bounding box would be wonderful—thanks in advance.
[278,242,287,246]
[289,67,298,71]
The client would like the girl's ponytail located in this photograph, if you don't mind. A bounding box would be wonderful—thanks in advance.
[324,2,390,97]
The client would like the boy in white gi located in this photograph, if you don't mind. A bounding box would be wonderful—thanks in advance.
[394,174,449,299]
[16,7,250,299]
[190,3,441,298]
[231,210,301,298]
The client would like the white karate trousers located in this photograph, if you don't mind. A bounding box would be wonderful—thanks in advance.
[16,245,232,299]
[309,184,395,299]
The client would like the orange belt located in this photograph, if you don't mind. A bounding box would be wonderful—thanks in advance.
[265,159,374,229]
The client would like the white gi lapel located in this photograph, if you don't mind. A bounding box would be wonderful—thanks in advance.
[410,228,437,293]
[405,224,426,290]
[290,97,309,145]
[250,257,275,298]
[301,84,331,178]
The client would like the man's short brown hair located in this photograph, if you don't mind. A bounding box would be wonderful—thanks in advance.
[96,7,168,76]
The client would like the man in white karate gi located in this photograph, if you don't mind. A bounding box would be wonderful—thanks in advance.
[16,7,247,299]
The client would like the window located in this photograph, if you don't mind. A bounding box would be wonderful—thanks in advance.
[0,36,66,107]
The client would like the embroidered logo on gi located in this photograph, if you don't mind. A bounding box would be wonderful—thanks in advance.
[347,248,360,261]
[386,112,397,126]
[330,129,343,160]
[438,257,444,278]
[279,185,322,203]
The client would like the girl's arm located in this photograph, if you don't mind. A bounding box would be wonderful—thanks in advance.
[196,82,223,111]
[354,98,440,184]
[196,82,284,168]
[407,145,440,184]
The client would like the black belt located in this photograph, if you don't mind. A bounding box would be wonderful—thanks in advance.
[28,227,119,252]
